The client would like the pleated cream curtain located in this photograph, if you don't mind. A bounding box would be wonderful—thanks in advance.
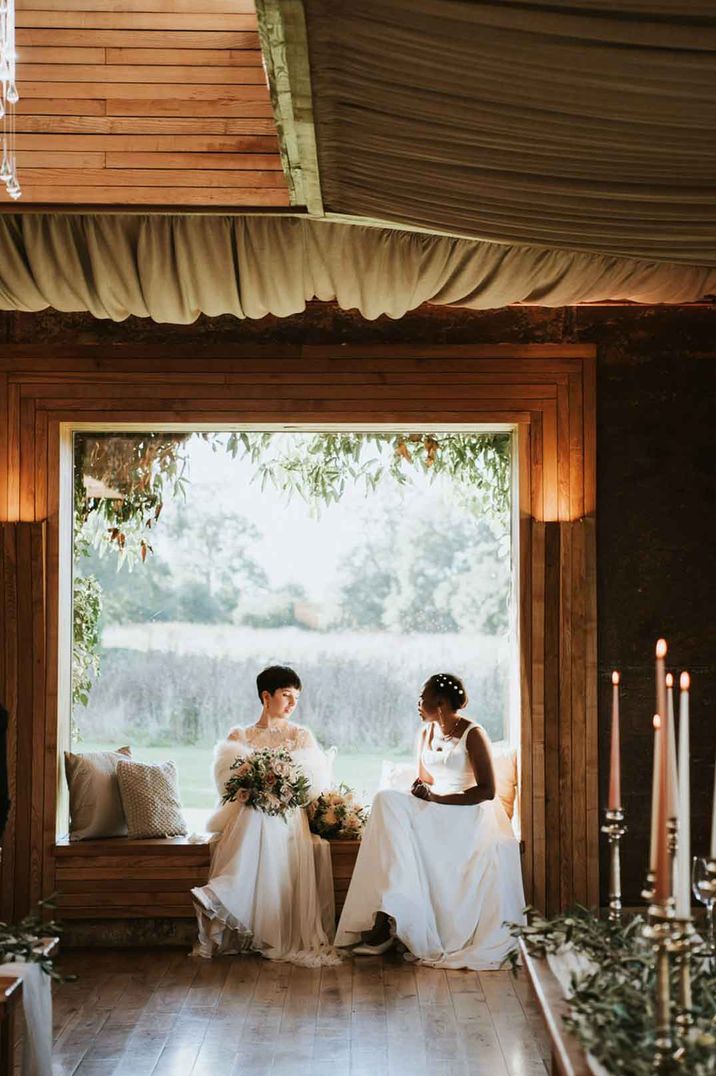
[0,215,713,323]
[304,0,716,265]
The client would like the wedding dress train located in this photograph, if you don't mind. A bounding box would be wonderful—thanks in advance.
[192,723,341,967]
[335,721,525,970]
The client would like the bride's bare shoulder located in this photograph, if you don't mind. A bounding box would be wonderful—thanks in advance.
[464,720,490,742]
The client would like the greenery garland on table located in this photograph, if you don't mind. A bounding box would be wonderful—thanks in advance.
[0,899,67,981]
[511,906,716,1076]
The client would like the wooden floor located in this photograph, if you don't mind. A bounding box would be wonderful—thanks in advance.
[39,948,551,1075]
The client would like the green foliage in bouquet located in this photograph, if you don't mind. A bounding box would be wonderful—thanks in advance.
[222,747,311,819]
[511,906,716,1076]
[307,784,370,840]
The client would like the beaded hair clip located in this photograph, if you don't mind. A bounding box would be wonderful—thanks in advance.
[435,674,464,697]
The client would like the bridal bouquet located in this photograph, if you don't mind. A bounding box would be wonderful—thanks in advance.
[307,784,369,840]
[222,747,311,818]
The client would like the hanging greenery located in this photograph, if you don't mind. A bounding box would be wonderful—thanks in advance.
[72,574,102,708]
[234,431,511,517]
[511,906,716,1075]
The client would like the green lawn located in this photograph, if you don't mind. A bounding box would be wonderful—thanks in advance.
[81,742,414,809]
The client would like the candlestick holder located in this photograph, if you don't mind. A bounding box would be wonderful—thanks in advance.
[644,901,675,1072]
[667,818,679,900]
[700,858,716,963]
[642,869,656,903]
[668,917,696,1043]
[601,807,626,923]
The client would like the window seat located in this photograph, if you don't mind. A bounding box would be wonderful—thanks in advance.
[53,835,214,918]
[53,836,360,920]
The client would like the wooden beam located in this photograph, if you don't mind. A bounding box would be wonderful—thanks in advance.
[256,0,323,214]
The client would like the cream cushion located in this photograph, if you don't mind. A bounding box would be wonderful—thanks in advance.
[64,746,131,841]
[116,759,187,839]
[491,744,518,821]
[380,743,518,820]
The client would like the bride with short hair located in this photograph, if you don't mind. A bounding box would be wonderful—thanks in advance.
[335,672,525,969]
[192,664,340,966]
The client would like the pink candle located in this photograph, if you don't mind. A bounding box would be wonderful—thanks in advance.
[649,710,662,873]
[608,671,621,811]
[676,673,691,918]
[654,714,670,905]
[711,742,716,860]
[654,640,670,904]
[665,673,679,821]
[650,639,668,875]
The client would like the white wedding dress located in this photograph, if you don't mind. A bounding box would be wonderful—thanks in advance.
[192,722,341,967]
[335,720,525,969]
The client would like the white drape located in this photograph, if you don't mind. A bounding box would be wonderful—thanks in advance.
[0,215,713,324]
[0,962,52,1076]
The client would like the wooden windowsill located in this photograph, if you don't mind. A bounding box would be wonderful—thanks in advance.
[54,835,214,855]
[54,835,361,854]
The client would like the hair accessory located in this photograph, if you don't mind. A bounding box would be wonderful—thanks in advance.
[434,674,464,697]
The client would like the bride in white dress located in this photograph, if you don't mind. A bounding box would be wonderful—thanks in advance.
[335,672,525,969]
[192,665,340,967]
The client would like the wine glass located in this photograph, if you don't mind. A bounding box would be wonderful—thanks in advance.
[692,856,716,956]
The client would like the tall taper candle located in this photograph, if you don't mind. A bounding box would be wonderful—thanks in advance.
[608,671,621,811]
[654,640,670,906]
[650,639,668,875]
[711,742,716,859]
[654,713,670,905]
[650,709,662,874]
[676,673,691,918]
[665,674,679,821]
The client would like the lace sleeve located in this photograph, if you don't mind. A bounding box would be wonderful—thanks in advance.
[295,726,319,751]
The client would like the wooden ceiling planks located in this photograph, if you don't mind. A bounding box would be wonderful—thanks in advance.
[2,0,292,207]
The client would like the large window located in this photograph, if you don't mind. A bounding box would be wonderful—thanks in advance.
[72,430,515,828]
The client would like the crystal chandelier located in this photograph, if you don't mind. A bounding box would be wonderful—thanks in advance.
[0,0,20,199]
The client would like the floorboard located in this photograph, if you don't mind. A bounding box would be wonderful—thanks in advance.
[31,948,552,1075]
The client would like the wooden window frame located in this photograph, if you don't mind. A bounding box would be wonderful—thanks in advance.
[0,343,596,917]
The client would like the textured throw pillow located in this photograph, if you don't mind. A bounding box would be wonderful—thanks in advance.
[64,746,132,841]
[492,746,518,820]
[116,759,187,839]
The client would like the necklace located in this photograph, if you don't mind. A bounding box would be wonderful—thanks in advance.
[432,719,461,751]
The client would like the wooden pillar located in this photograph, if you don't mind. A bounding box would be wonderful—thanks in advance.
[530,517,597,914]
[0,522,47,921]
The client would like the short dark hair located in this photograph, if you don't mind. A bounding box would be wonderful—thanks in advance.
[256,665,302,699]
[422,672,468,712]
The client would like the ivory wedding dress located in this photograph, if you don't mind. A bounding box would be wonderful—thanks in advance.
[192,722,341,966]
[335,720,525,969]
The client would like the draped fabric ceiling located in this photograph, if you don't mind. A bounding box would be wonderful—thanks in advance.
[0,0,715,320]
[305,0,716,267]
[1,215,715,322]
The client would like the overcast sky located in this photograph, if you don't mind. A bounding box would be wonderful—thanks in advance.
[155,433,443,603]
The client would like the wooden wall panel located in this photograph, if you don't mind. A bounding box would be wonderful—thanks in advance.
[0,344,596,919]
[0,522,46,921]
[1,0,291,207]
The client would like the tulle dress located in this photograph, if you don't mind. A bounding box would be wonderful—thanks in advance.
[192,722,341,967]
[335,720,525,969]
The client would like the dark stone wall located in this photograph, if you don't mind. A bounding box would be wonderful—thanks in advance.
[2,301,715,906]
